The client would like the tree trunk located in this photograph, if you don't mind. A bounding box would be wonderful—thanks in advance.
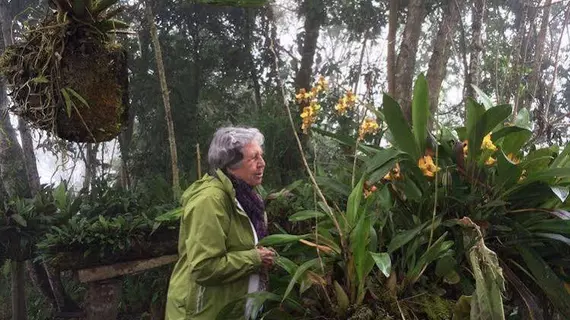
[464,0,486,101]
[146,0,180,199]
[245,8,262,111]
[426,0,463,114]
[394,0,426,121]
[83,143,97,191]
[294,0,325,95]
[11,260,27,320]
[506,0,529,113]
[387,0,399,96]
[523,0,551,112]
[0,0,40,195]
[281,0,325,184]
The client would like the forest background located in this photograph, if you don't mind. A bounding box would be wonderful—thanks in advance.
[0,0,569,319]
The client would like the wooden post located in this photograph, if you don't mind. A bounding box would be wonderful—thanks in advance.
[85,279,122,320]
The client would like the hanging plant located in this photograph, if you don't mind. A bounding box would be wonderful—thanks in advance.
[0,0,130,143]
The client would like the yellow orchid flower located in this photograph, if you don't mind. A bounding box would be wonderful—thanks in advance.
[481,134,497,152]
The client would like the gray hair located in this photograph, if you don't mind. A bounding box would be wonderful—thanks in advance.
[208,126,264,172]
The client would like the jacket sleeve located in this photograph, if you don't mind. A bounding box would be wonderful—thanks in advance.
[184,191,261,286]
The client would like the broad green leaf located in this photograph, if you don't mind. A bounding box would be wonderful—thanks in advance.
[370,252,391,277]
[500,130,532,155]
[514,108,532,130]
[533,233,570,246]
[351,212,372,282]
[551,144,570,168]
[10,214,27,227]
[312,127,379,155]
[369,225,378,251]
[365,148,402,174]
[412,74,429,152]
[522,148,555,172]
[383,94,420,160]
[346,176,365,226]
[468,104,512,160]
[471,84,494,109]
[491,126,530,141]
[154,207,183,222]
[315,176,351,197]
[516,246,570,318]
[52,183,68,211]
[334,281,349,316]
[526,220,570,236]
[524,168,570,184]
[276,256,298,275]
[550,186,569,203]
[435,255,457,278]
[368,159,397,184]
[465,98,485,142]
[258,234,308,246]
[496,152,522,188]
[407,233,453,283]
[288,210,326,222]
[387,221,429,253]
[282,258,320,301]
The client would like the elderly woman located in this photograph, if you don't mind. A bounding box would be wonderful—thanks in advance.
[165,127,276,320]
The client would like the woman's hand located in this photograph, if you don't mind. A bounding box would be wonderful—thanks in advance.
[256,246,276,268]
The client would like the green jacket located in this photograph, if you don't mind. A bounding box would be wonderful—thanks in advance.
[165,170,262,320]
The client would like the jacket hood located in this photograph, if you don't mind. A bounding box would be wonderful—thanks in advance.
[180,169,236,206]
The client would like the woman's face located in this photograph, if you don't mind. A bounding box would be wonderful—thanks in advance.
[228,142,265,186]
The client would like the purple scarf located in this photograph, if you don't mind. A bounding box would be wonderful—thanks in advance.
[227,174,268,239]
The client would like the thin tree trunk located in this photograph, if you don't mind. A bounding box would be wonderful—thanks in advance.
[464,0,486,101]
[0,0,40,195]
[295,0,324,95]
[146,0,180,199]
[83,144,96,190]
[11,260,27,320]
[394,0,426,121]
[245,8,262,111]
[426,0,463,114]
[387,0,398,96]
[523,0,551,111]
[506,0,529,114]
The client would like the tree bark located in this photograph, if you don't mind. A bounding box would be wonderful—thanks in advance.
[387,0,399,96]
[295,0,325,95]
[506,0,529,113]
[245,8,262,111]
[0,0,40,195]
[146,0,180,199]
[523,0,551,111]
[464,0,486,101]
[83,143,97,191]
[11,260,27,320]
[394,0,426,121]
[426,0,463,114]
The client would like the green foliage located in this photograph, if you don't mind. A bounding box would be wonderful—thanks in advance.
[244,78,570,320]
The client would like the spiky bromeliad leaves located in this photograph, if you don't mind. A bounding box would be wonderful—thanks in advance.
[0,0,130,143]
